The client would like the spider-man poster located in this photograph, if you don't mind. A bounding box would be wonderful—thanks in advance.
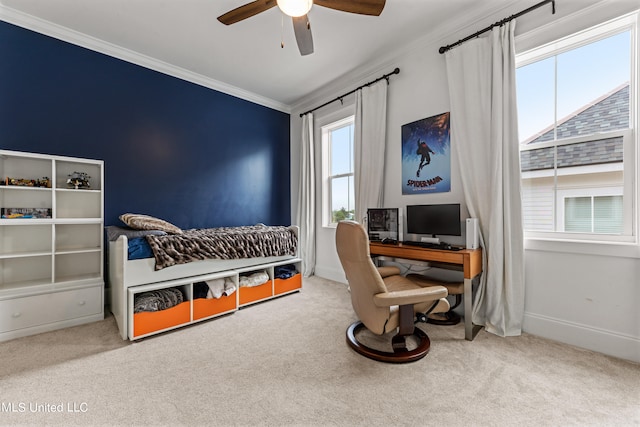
[401,112,451,195]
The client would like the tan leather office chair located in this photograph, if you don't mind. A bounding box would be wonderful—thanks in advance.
[335,220,450,363]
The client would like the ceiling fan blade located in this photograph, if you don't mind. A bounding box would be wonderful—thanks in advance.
[292,15,314,56]
[314,0,386,16]
[217,0,277,25]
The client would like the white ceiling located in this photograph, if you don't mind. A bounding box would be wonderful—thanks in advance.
[0,0,515,111]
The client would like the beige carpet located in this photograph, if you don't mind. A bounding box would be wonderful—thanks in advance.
[0,276,638,426]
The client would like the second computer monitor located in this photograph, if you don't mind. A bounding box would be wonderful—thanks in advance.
[406,203,461,239]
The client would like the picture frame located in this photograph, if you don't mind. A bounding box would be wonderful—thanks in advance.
[401,112,451,195]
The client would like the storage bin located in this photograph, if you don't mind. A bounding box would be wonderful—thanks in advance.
[132,301,190,337]
[239,282,272,305]
[193,294,236,320]
[274,273,302,295]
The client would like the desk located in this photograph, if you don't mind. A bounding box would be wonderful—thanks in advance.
[369,242,483,340]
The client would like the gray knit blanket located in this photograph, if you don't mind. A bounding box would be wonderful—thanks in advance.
[134,288,184,313]
[145,225,298,270]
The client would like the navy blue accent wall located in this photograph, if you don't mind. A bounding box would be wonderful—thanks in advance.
[0,21,291,229]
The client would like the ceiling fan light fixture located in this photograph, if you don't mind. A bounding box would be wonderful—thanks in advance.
[277,0,312,17]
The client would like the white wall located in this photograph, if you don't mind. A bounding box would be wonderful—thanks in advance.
[290,0,640,362]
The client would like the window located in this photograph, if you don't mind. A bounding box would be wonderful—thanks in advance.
[563,194,623,234]
[322,116,355,225]
[516,13,636,241]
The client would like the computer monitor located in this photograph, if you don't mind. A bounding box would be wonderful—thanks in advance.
[406,203,461,239]
[366,208,399,241]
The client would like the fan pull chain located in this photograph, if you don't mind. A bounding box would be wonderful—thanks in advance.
[281,14,284,48]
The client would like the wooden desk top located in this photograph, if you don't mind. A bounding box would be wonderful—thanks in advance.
[369,242,483,279]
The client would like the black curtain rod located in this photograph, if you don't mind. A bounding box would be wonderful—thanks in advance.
[439,0,556,54]
[300,68,400,117]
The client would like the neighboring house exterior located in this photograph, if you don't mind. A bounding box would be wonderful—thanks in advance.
[520,83,629,233]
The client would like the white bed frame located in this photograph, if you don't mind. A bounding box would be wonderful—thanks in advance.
[108,226,301,340]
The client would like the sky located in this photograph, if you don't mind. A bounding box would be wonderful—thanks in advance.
[516,30,631,143]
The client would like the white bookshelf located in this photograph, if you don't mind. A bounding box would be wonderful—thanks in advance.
[0,149,104,341]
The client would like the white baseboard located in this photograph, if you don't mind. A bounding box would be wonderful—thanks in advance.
[523,312,640,363]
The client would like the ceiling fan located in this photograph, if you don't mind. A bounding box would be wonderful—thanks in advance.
[217,0,386,56]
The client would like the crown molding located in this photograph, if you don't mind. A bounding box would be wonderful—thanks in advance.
[0,5,291,114]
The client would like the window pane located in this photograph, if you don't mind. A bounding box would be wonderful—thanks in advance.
[557,31,630,136]
[330,125,354,175]
[331,175,354,223]
[594,195,623,234]
[565,197,592,232]
[517,21,633,238]
[516,56,555,143]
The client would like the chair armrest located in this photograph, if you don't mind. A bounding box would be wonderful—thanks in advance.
[377,266,401,278]
[373,286,448,307]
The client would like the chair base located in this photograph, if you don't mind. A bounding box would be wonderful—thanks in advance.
[346,321,431,363]
[427,310,461,326]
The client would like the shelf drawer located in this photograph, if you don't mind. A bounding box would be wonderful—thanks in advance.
[239,282,272,305]
[193,295,236,320]
[274,274,301,295]
[132,301,191,338]
[0,286,102,333]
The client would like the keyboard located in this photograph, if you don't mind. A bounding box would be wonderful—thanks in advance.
[401,240,463,251]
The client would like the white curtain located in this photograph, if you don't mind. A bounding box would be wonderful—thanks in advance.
[354,80,388,222]
[296,113,316,277]
[445,21,525,337]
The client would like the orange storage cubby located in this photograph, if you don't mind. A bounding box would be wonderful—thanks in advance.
[239,282,272,305]
[193,294,237,320]
[274,273,302,295]
[132,301,191,338]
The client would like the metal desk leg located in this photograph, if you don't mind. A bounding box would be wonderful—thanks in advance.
[464,276,483,340]
[464,277,473,340]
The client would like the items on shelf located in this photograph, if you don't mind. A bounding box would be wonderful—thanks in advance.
[2,177,51,187]
[1,207,52,219]
[67,171,91,189]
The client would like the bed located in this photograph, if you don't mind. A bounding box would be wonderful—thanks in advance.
[107,216,301,340]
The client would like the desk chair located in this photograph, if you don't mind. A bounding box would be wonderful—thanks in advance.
[408,275,463,325]
[335,220,450,363]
